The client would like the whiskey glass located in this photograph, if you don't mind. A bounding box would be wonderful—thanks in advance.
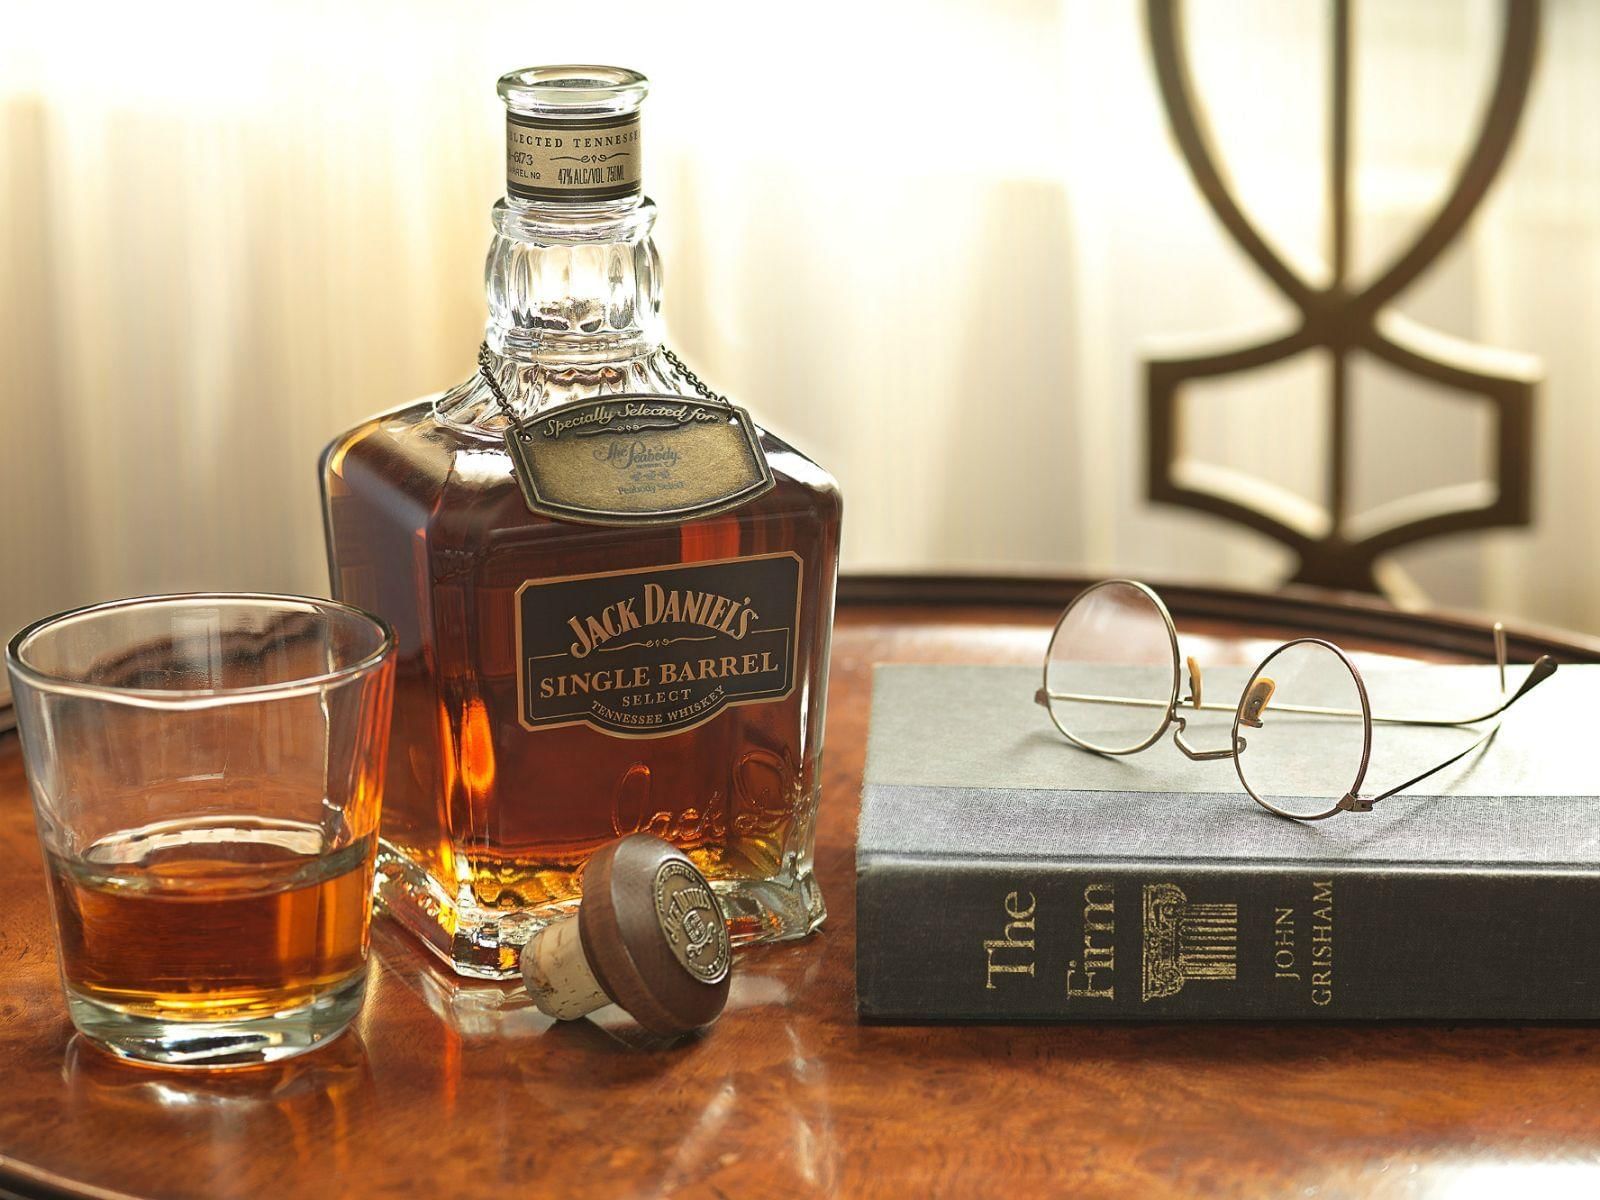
[7,594,394,1067]
[1037,579,1556,820]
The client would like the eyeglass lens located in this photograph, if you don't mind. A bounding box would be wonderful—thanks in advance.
[1044,581,1178,754]
[1234,640,1369,820]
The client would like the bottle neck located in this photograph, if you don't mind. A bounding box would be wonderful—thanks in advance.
[446,65,672,429]
[483,195,664,367]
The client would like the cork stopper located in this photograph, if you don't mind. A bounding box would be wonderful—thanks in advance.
[498,65,647,205]
[520,834,732,1035]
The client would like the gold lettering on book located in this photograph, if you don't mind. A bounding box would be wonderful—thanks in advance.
[983,890,1036,989]
[1273,904,1300,982]
[1310,880,1334,1006]
[1067,883,1116,1000]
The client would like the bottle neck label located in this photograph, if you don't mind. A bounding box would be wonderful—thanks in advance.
[505,112,642,203]
[501,393,774,526]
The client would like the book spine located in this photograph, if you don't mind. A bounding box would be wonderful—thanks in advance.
[856,856,1600,1020]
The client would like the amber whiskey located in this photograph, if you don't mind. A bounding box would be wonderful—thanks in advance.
[320,66,840,977]
[49,817,374,1019]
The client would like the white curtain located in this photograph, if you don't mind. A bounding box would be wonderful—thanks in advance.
[4,0,1598,640]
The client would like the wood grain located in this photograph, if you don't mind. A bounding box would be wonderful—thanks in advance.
[2,583,1598,1200]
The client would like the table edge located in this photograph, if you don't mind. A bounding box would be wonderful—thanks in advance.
[0,1156,144,1200]
[838,572,1600,662]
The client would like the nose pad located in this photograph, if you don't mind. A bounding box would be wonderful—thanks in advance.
[1185,656,1203,708]
[1239,677,1276,728]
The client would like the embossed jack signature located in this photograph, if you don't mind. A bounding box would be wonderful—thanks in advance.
[1144,0,1542,593]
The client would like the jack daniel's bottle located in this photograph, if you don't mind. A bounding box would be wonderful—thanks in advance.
[320,66,840,977]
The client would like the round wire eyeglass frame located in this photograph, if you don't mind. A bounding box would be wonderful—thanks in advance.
[1034,579,1559,821]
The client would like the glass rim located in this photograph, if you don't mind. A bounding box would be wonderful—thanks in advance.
[6,591,396,706]
[497,64,649,112]
[1042,578,1181,755]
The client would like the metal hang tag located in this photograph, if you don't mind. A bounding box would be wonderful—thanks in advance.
[502,393,775,526]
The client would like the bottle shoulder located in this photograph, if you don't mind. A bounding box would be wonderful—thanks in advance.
[757,427,841,508]
[322,393,838,537]
[328,384,834,485]
[322,396,442,465]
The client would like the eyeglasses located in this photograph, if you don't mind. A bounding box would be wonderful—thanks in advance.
[1033,579,1558,821]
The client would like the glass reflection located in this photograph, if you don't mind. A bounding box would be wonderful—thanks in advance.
[63,1030,374,1176]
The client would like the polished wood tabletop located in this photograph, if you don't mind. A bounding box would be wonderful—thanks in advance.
[3,577,1599,1200]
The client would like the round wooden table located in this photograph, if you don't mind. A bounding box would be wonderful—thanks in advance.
[3,577,1598,1199]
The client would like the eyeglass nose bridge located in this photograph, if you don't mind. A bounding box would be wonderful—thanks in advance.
[1169,714,1242,763]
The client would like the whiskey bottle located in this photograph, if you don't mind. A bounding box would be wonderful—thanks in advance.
[320,66,841,977]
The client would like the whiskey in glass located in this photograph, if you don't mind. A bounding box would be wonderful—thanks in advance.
[7,595,395,1066]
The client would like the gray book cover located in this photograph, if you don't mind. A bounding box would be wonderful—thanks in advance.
[856,662,1600,1020]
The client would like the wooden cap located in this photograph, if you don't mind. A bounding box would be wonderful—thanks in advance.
[572,834,732,1035]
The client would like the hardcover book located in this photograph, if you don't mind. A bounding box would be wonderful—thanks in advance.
[856,662,1600,1020]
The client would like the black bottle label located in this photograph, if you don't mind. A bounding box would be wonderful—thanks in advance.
[503,393,774,526]
[515,552,802,737]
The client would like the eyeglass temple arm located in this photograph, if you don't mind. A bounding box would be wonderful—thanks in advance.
[1350,724,1506,810]
[1031,687,1495,723]
[1351,655,1559,811]
[1286,652,1554,731]
[1487,652,1557,714]
[1033,689,1222,711]
[1363,651,1555,727]
[1036,653,1558,727]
